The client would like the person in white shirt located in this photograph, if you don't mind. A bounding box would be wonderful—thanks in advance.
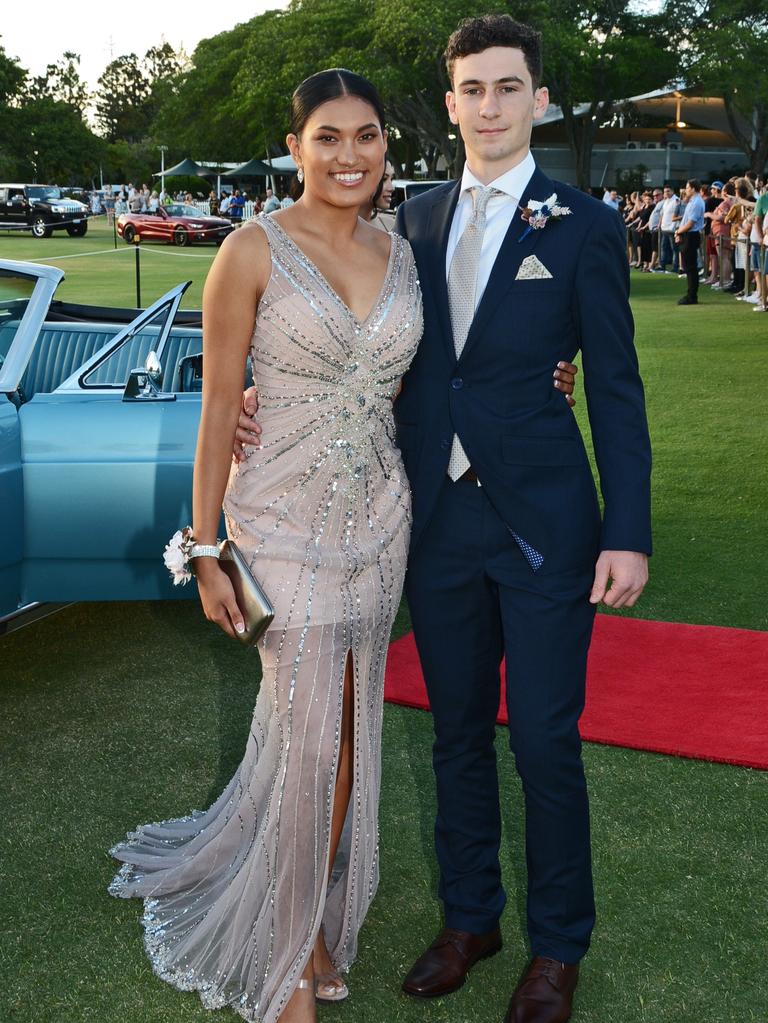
[745,182,766,305]
[262,188,281,214]
[658,186,681,271]
[647,187,664,271]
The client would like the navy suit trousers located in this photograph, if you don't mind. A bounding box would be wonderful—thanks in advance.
[405,476,597,963]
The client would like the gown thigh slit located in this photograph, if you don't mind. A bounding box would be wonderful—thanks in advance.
[109,216,422,1022]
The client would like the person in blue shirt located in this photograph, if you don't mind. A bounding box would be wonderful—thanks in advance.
[675,179,705,304]
[228,189,246,224]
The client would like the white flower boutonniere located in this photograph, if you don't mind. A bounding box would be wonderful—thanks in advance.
[519,192,572,241]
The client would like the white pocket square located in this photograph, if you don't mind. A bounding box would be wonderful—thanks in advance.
[515,255,553,280]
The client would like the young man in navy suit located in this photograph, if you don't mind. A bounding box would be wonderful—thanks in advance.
[394,16,651,1023]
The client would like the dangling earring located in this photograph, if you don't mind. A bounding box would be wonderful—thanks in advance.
[297,168,304,184]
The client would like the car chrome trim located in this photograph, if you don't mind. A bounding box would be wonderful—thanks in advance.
[0,601,71,636]
[0,260,64,393]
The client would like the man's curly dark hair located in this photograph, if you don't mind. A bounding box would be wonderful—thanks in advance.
[443,14,543,91]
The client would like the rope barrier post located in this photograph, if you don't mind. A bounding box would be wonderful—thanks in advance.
[133,235,141,309]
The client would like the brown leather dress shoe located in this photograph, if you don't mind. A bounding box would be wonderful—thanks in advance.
[402,925,503,997]
[504,957,580,1023]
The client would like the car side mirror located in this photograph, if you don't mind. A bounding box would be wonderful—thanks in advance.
[145,350,162,381]
[123,350,176,402]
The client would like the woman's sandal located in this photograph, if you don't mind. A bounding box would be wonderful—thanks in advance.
[314,971,349,1003]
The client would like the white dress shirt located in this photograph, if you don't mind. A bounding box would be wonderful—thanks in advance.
[445,151,536,311]
[660,195,680,232]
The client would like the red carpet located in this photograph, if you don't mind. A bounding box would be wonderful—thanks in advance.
[384,615,768,770]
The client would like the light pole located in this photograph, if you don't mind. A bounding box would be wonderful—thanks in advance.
[159,144,168,195]
[30,131,38,183]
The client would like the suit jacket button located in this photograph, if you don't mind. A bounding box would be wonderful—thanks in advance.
[451,377,463,389]
[440,438,450,449]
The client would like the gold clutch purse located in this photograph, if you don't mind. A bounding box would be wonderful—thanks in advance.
[218,539,275,646]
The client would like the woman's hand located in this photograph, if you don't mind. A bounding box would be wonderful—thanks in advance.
[554,360,578,408]
[194,559,246,638]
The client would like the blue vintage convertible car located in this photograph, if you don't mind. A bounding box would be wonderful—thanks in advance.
[0,257,224,631]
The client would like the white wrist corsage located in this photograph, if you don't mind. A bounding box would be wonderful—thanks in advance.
[163,527,197,586]
[163,528,223,586]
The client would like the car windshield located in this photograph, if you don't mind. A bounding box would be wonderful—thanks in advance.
[0,272,35,362]
[27,186,62,201]
[403,182,442,199]
[165,204,201,217]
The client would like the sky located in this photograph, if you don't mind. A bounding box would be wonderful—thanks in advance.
[2,1,289,91]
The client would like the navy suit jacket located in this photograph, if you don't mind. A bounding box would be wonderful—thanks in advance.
[394,165,652,573]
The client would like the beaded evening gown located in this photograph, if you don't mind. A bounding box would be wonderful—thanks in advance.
[109,216,422,1022]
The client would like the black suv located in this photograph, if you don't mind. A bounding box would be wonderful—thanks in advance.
[0,184,89,238]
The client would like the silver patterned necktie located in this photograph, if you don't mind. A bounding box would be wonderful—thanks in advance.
[447,185,499,481]
[445,185,545,572]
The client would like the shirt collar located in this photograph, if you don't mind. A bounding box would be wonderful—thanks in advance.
[459,151,536,203]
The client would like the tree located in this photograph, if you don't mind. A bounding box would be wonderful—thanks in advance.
[0,43,102,183]
[29,52,89,114]
[95,54,152,142]
[104,138,162,188]
[0,42,26,176]
[664,0,768,174]
[95,45,185,143]
[365,0,487,177]
[6,98,102,183]
[147,0,694,187]
[152,22,256,162]
[237,0,378,158]
[524,0,681,189]
[143,43,187,125]
[0,40,25,104]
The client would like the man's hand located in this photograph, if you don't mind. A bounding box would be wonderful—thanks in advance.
[553,361,578,408]
[233,385,262,463]
[589,550,648,608]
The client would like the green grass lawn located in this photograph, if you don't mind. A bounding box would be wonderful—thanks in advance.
[1,233,767,1022]
[0,215,217,309]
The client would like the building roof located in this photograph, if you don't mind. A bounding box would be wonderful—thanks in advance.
[535,83,750,137]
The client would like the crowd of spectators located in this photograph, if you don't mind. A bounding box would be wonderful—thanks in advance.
[85,183,299,226]
[604,176,768,310]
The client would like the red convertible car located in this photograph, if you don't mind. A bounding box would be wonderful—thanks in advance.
[116,204,235,246]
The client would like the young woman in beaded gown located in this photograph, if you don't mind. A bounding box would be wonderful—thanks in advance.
[108,70,422,1023]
